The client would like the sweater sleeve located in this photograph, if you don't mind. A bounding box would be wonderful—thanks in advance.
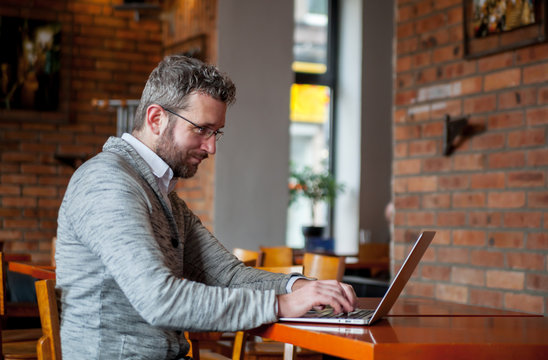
[61,153,284,332]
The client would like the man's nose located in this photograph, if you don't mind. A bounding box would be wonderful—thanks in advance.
[201,135,216,154]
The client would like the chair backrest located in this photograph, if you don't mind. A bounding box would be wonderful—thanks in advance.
[255,265,303,274]
[35,279,61,360]
[358,243,389,262]
[302,253,345,281]
[259,246,294,267]
[232,248,263,267]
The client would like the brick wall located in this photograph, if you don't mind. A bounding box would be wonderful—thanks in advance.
[0,0,162,262]
[393,0,547,315]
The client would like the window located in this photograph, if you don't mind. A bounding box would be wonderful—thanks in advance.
[287,0,338,248]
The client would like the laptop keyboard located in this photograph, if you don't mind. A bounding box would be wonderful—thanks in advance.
[316,308,374,319]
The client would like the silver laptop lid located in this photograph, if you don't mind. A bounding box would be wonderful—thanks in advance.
[367,230,435,324]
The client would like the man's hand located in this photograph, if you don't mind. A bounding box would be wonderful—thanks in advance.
[276,279,358,318]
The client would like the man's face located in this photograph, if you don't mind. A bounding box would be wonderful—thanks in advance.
[155,93,227,178]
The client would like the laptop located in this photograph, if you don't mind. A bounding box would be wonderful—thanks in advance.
[279,231,435,325]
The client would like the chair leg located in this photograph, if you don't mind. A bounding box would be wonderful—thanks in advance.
[231,331,247,360]
[283,343,295,360]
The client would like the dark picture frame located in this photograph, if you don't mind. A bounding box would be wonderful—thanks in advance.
[464,0,548,58]
[0,16,71,122]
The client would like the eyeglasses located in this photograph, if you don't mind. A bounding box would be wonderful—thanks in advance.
[160,105,224,141]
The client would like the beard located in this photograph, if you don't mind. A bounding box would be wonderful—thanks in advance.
[155,120,206,179]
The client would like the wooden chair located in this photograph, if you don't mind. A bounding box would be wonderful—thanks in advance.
[358,243,389,278]
[1,252,39,359]
[302,253,345,281]
[232,248,263,267]
[231,264,329,360]
[35,279,61,360]
[259,246,293,267]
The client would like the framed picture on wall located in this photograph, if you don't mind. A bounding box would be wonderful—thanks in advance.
[0,16,71,122]
[464,0,548,58]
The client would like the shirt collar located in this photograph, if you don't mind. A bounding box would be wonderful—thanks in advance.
[121,133,177,195]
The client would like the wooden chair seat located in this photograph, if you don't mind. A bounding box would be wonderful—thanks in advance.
[259,246,293,267]
[2,341,37,359]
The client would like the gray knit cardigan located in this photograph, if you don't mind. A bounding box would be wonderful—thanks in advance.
[56,136,290,359]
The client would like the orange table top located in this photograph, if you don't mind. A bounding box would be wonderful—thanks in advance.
[250,298,547,360]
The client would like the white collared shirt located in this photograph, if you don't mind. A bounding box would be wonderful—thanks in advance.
[122,133,178,209]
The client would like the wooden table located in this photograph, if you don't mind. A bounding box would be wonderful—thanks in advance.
[249,298,548,360]
[8,262,56,280]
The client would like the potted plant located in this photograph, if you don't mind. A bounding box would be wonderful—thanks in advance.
[288,164,345,239]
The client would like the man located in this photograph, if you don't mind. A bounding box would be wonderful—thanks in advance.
[56,55,356,359]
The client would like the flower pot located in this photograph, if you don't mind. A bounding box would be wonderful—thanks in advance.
[301,226,324,238]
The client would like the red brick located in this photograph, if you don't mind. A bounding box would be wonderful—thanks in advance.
[421,121,444,137]
[433,44,462,63]
[437,211,466,226]
[527,233,548,250]
[487,191,526,208]
[464,94,497,114]
[470,172,505,189]
[437,247,469,264]
[452,192,486,208]
[0,230,23,241]
[452,267,485,286]
[484,69,521,91]
[516,43,548,64]
[423,157,451,173]
[0,185,21,195]
[504,212,542,228]
[508,129,545,148]
[397,22,415,39]
[478,52,514,72]
[470,250,505,268]
[406,212,435,226]
[470,289,503,308]
[526,107,548,126]
[421,264,451,281]
[498,88,537,110]
[488,231,524,248]
[416,13,445,33]
[422,193,451,209]
[526,273,548,291]
[469,212,503,228]
[395,143,409,158]
[397,37,419,55]
[453,154,485,171]
[528,191,548,208]
[394,159,422,175]
[443,61,476,80]
[439,175,469,190]
[507,252,545,271]
[488,151,525,169]
[395,125,421,140]
[409,139,438,156]
[404,281,435,298]
[523,63,548,84]
[528,149,548,166]
[459,76,483,95]
[486,270,524,290]
[2,197,37,207]
[22,186,57,197]
[431,99,462,118]
[436,283,468,303]
[453,229,486,246]
[394,195,420,209]
[504,293,544,314]
[487,111,524,129]
[407,176,437,192]
[472,133,505,151]
[3,219,39,229]
[507,171,544,188]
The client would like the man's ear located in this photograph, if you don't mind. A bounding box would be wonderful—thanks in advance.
[145,105,166,136]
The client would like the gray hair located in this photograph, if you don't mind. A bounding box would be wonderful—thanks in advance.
[133,55,236,131]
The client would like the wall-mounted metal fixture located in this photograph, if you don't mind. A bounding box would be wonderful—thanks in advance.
[92,99,139,136]
[443,114,472,156]
[113,0,161,22]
